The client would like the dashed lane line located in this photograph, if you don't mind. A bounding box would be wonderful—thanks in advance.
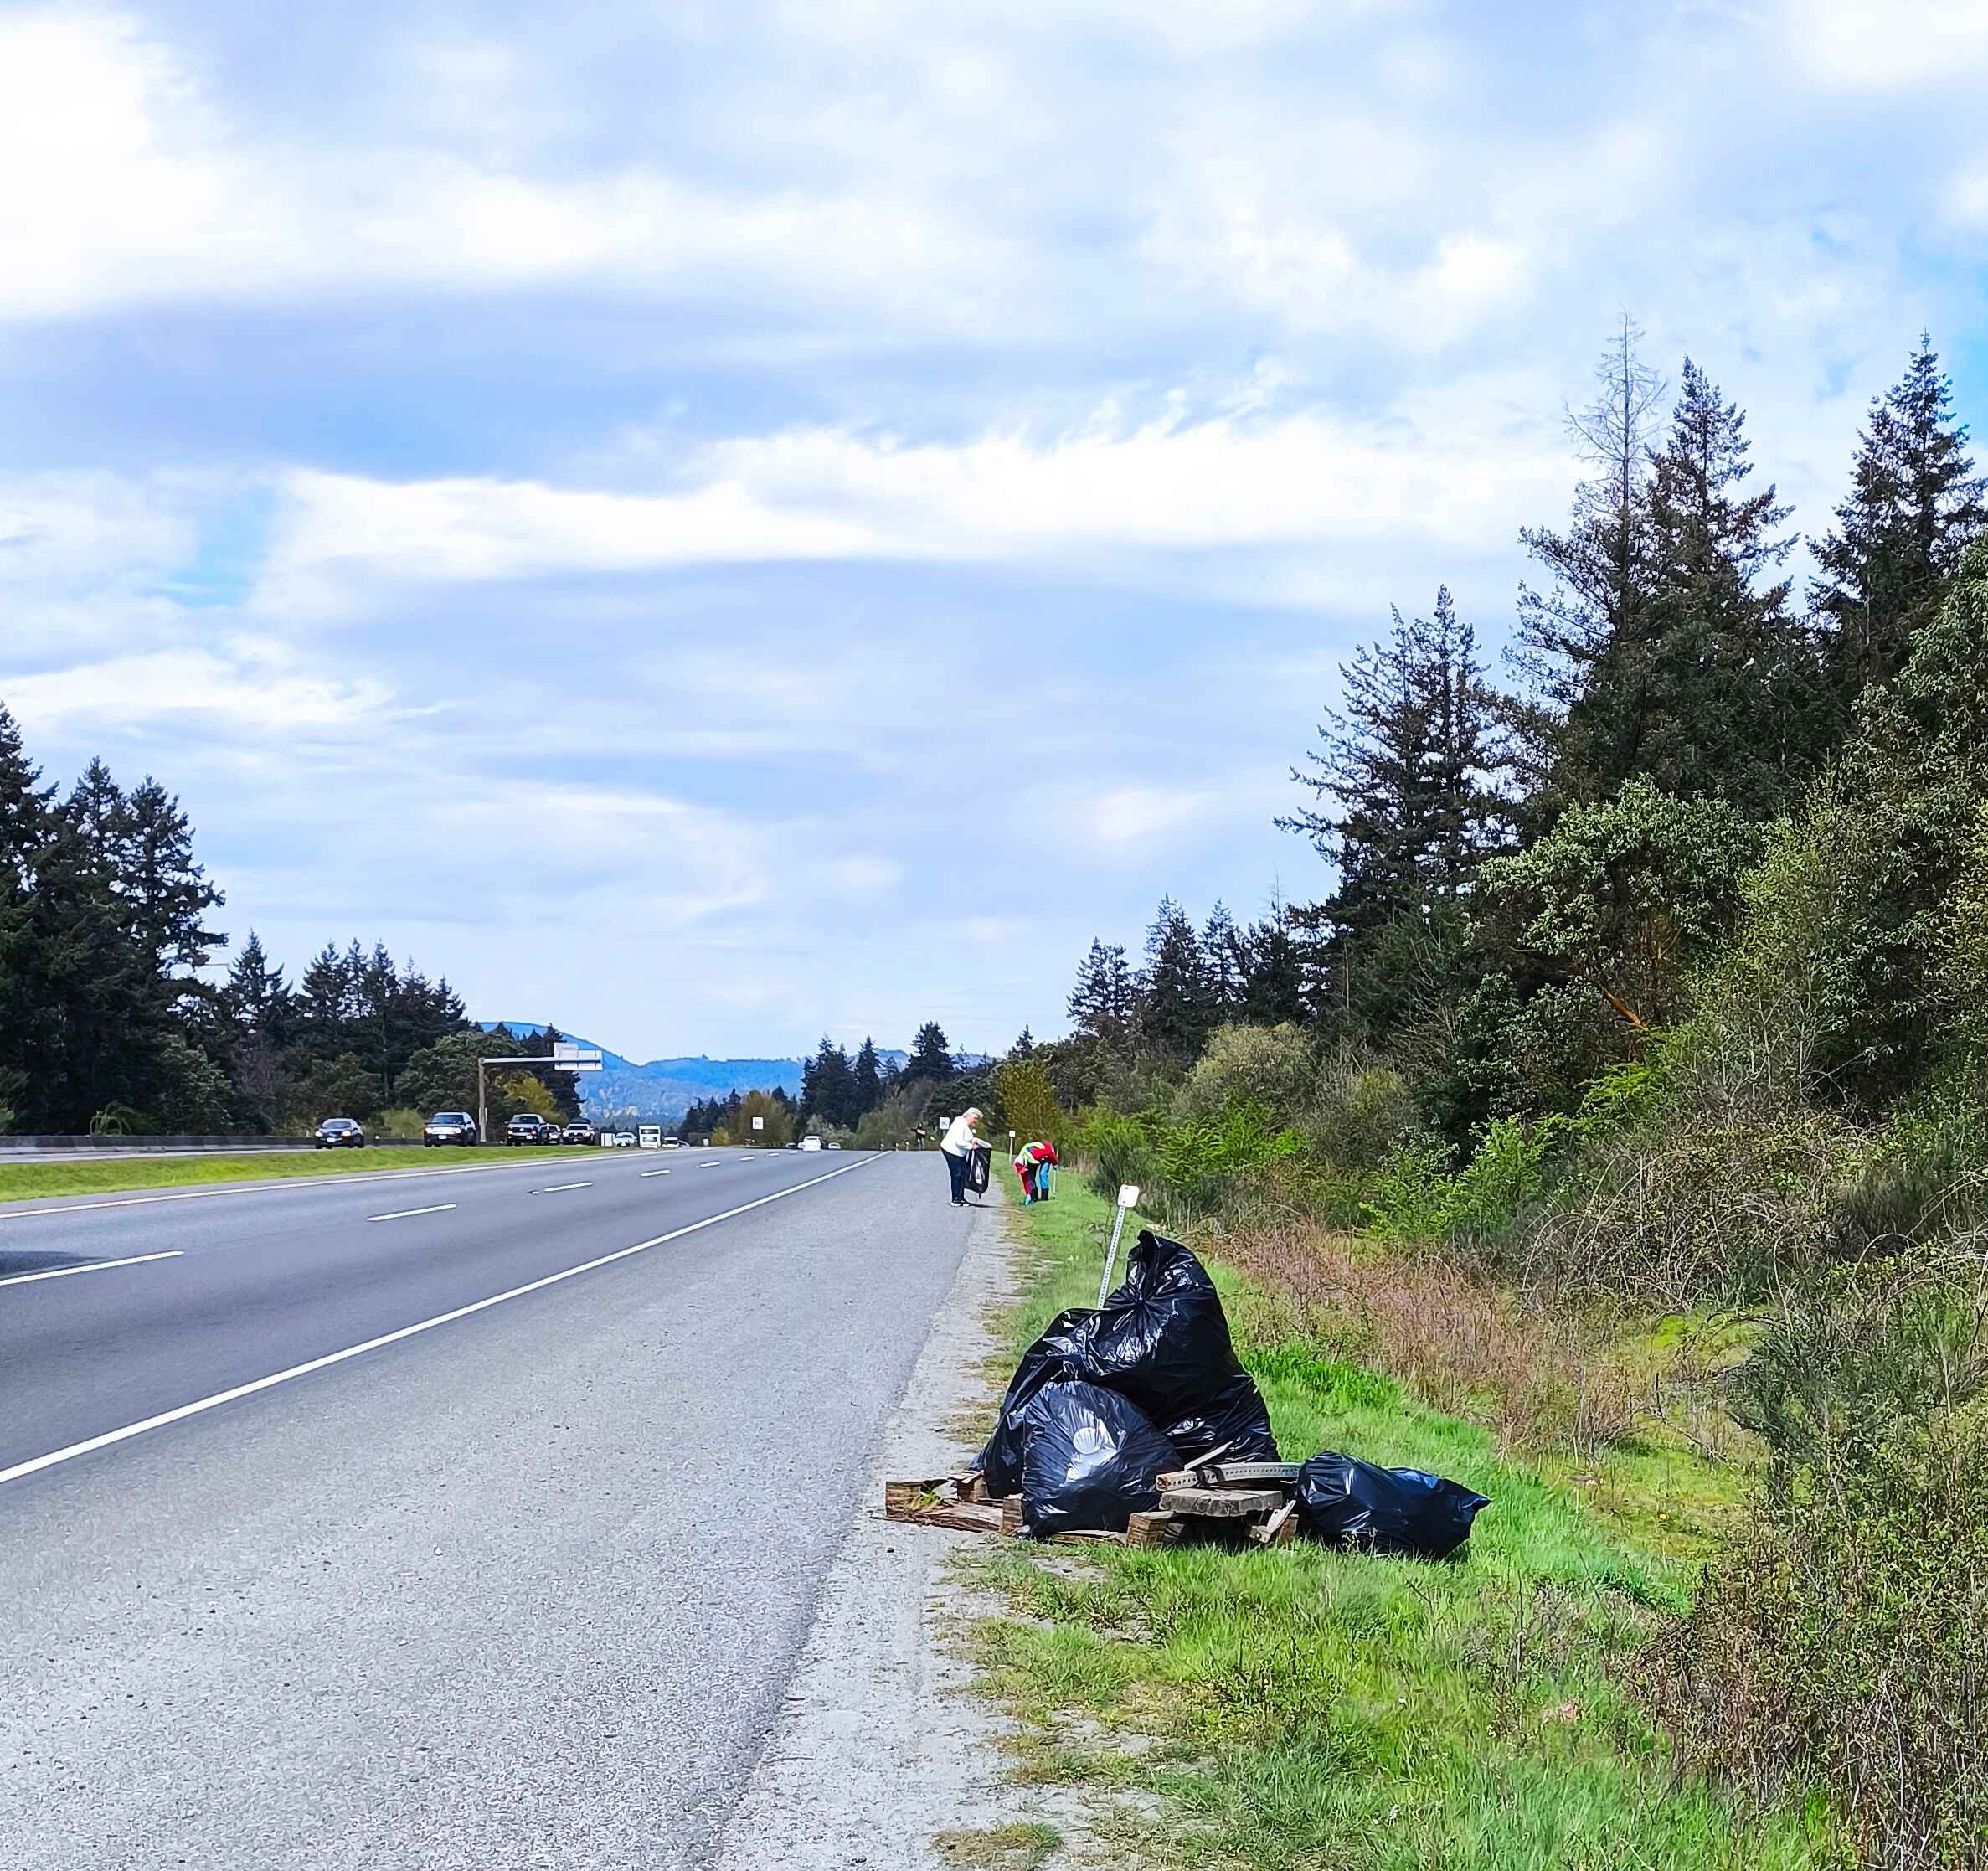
[0,1156,879,1489]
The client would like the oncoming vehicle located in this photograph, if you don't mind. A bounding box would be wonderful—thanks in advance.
[799,1134,823,1152]
[637,1124,662,1150]
[314,1117,366,1150]
[560,1119,597,1146]
[661,1136,683,1149]
[613,1131,636,1148]
[424,1111,478,1147]
[507,1113,559,1146]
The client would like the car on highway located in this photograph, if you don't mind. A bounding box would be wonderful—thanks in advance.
[507,1113,560,1146]
[560,1119,597,1146]
[662,1136,683,1148]
[424,1111,478,1147]
[313,1116,366,1150]
[613,1131,636,1147]
[799,1134,823,1152]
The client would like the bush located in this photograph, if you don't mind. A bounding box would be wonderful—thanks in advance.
[1359,1117,1557,1251]
[1647,1420,1988,1867]
[375,1106,426,1141]
[1172,1023,1313,1126]
[1300,1045,1417,1172]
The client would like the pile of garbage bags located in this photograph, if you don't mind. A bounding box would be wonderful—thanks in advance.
[976,1229,1489,1557]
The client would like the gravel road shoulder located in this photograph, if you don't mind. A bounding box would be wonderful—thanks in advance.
[713,1191,1066,1869]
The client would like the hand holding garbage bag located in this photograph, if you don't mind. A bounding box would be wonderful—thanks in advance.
[976,1230,1276,1497]
[1294,1451,1489,1559]
[1017,1379,1178,1537]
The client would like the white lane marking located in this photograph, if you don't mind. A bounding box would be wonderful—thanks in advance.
[0,1155,880,1488]
[540,1182,593,1193]
[367,1204,457,1224]
[0,1249,183,1290]
[641,1168,670,1178]
[0,1154,590,1224]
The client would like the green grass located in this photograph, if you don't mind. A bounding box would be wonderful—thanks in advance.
[963,1184,1841,1868]
[0,1146,574,1202]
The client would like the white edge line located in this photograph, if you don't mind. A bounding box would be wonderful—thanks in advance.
[0,1155,881,1487]
[366,1204,457,1223]
[541,1182,593,1193]
[0,1249,183,1290]
[0,1152,603,1224]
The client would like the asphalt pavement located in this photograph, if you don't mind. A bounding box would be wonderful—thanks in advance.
[0,1144,979,1869]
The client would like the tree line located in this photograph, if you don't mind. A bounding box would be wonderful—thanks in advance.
[1033,329,1985,1143]
[0,721,580,1135]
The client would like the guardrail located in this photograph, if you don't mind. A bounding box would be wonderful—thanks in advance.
[1,1134,337,1157]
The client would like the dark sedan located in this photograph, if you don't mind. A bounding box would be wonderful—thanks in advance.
[314,1117,366,1150]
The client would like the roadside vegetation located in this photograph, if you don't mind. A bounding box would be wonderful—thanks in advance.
[967,1183,1836,1868]
[0,1145,571,1204]
[952,336,1988,1864]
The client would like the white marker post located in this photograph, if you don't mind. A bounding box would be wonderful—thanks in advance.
[1097,1184,1141,1306]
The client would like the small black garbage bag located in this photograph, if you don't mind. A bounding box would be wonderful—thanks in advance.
[975,1231,1276,1495]
[1294,1451,1490,1559]
[1018,1379,1177,1537]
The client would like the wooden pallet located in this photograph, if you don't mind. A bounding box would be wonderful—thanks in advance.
[884,1472,1306,1549]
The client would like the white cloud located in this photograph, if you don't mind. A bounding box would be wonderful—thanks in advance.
[1785,0,1988,87]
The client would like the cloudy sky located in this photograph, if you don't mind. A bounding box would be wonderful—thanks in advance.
[3,1,1985,1061]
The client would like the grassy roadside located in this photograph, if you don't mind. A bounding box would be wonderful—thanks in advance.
[0,1146,575,1203]
[960,1183,1840,1869]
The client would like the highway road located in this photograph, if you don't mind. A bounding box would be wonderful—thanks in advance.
[0,1145,976,1869]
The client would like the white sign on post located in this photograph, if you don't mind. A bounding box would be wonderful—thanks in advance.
[752,1116,765,1131]
[1098,1185,1141,1305]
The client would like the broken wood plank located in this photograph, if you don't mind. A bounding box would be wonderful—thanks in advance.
[884,1478,955,1513]
[955,1472,993,1503]
[1000,1496,1026,1536]
[1161,1486,1284,1519]
[1249,1501,1300,1546]
[1125,1510,1181,1549]
[883,1492,1007,1534]
[1049,1529,1126,1545]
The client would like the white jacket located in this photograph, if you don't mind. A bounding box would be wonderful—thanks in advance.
[940,1114,980,1157]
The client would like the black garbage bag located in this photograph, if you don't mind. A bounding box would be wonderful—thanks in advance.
[975,1231,1276,1496]
[1104,1232,1278,1466]
[1018,1379,1178,1537]
[966,1143,991,1195]
[1294,1451,1490,1559]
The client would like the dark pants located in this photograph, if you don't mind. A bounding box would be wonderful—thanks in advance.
[945,1148,969,1203]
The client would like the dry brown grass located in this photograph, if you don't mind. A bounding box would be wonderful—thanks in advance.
[1218,1219,1645,1462]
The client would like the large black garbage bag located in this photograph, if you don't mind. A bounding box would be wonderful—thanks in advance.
[1294,1451,1490,1559]
[976,1231,1276,1496]
[1105,1232,1278,1466]
[1018,1379,1177,1537]
[966,1144,991,1196]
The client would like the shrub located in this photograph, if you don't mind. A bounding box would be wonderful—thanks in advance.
[1647,1420,1988,1867]
[375,1106,425,1141]
[1172,1023,1313,1126]
[1300,1045,1417,1172]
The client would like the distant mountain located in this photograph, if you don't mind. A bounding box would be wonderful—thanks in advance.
[481,1023,908,1123]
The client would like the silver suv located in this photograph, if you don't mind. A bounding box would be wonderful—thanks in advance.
[424,1111,478,1147]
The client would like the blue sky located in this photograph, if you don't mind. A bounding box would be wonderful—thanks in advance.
[3,0,1986,1060]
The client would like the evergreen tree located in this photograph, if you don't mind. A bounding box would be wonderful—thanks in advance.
[1238,895,1313,1026]
[1280,587,1506,943]
[1202,902,1244,1025]
[122,776,224,978]
[293,941,356,1062]
[904,1021,954,1084]
[0,704,54,1122]
[1066,939,1134,1050]
[852,1036,883,1116]
[1135,896,1216,1065]
[1512,316,1666,808]
[1811,336,1987,722]
[1522,355,1818,817]
[1006,1026,1035,1059]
